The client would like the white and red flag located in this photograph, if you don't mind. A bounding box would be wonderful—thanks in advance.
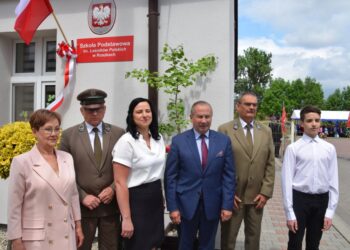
[14,0,53,44]
[46,42,77,111]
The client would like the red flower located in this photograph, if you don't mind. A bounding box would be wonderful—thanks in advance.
[166,145,171,153]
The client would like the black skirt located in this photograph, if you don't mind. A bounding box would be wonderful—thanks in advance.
[123,179,164,250]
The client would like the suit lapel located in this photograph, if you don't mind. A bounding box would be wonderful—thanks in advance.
[100,123,111,169]
[185,130,202,172]
[56,152,71,196]
[30,146,68,204]
[252,122,263,159]
[232,119,252,158]
[78,123,100,170]
[203,130,216,174]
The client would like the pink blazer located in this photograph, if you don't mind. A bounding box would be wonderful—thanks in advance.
[7,145,81,250]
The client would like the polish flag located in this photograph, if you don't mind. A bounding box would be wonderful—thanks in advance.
[14,0,53,45]
[347,112,350,128]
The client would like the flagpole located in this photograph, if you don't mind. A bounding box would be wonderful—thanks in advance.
[51,11,69,45]
[283,102,285,158]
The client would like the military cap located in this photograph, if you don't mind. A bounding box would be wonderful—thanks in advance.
[77,88,107,105]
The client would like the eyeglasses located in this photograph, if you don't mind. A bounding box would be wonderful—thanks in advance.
[40,127,61,135]
[240,102,258,107]
[83,107,105,114]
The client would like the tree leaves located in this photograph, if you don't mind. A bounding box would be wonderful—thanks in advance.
[126,44,217,138]
[235,47,273,101]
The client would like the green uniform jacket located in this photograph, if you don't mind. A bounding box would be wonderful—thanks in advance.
[218,119,275,204]
[60,122,124,217]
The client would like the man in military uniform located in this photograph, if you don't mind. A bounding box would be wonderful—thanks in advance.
[60,89,124,250]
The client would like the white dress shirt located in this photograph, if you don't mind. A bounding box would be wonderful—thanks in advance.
[239,118,254,143]
[281,134,339,220]
[112,132,165,188]
[85,122,103,151]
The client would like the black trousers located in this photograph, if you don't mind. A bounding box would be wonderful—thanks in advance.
[288,190,329,250]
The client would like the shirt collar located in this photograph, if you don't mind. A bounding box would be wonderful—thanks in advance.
[138,131,152,140]
[193,129,210,140]
[85,122,103,133]
[239,117,254,128]
[302,133,320,143]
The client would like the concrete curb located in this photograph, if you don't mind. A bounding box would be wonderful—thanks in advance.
[333,213,350,244]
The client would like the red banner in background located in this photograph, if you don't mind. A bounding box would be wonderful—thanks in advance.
[281,105,287,134]
[77,36,133,63]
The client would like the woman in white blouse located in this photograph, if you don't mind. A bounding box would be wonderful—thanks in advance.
[112,97,165,250]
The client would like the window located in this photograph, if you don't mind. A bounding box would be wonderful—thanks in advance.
[11,37,57,121]
[42,82,56,107]
[45,41,56,72]
[12,83,34,121]
[15,43,35,73]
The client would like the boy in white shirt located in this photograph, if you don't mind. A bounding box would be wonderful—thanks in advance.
[281,105,339,250]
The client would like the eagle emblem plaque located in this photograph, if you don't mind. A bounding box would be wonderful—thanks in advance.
[88,0,116,35]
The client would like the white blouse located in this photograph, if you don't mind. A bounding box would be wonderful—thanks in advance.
[112,132,165,188]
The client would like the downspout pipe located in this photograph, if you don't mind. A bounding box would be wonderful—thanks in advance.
[234,0,238,82]
[148,0,159,110]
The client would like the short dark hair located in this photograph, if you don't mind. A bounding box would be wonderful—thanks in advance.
[237,91,258,103]
[190,100,212,116]
[29,109,61,131]
[126,97,160,140]
[300,105,321,121]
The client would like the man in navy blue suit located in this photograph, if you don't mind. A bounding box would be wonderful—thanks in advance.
[165,100,236,250]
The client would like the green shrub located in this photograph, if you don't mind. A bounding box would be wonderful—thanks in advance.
[0,122,36,179]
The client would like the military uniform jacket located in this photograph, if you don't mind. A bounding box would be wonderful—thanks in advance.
[60,122,124,217]
[218,119,275,204]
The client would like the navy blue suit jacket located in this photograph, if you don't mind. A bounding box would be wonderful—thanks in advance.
[165,129,235,221]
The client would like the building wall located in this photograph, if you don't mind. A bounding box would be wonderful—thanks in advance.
[158,0,235,130]
[0,36,12,126]
[0,0,235,228]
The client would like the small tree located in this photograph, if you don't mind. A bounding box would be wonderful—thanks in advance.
[126,44,217,137]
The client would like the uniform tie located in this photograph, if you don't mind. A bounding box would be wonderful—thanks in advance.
[93,127,102,166]
[246,123,253,157]
[201,134,208,170]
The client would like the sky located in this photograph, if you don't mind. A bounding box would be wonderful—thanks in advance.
[238,0,350,97]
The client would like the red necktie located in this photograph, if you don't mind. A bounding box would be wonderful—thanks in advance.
[201,134,208,169]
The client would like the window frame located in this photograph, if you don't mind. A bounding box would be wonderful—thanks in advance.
[42,37,57,75]
[41,81,56,108]
[12,39,41,76]
[11,82,35,121]
[10,38,57,122]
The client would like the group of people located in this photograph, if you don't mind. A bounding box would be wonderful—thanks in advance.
[6,89,338,250]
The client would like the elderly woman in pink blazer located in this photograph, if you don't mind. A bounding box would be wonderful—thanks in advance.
[7,109,84,250]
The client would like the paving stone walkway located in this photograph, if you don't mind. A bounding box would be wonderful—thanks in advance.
[235,158,350,250]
